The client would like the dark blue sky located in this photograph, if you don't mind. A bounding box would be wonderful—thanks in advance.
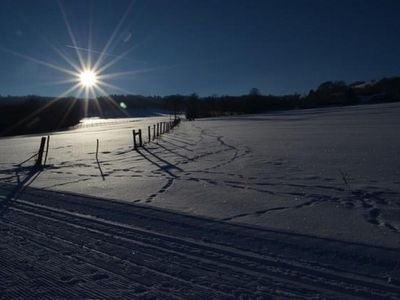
[0,0,399,97]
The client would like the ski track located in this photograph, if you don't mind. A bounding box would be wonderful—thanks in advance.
[1,186,400,299]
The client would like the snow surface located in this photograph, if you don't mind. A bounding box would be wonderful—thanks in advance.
[1,103,400,248]
[1,103,400,298]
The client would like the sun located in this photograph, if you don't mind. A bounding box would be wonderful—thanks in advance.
[79,70,97,87]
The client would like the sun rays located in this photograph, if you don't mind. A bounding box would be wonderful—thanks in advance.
[0,0,165,128]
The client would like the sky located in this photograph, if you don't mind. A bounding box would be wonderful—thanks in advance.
[0,0,399,97]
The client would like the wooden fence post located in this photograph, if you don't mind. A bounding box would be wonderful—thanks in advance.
[148,126,151,143]
[35,137,46,167]
[43,135,50,166]
[156,123,159,137]
[138,129,143,147]
[96,139,99,160]
[133,129,137,150]
[153,124,156,140]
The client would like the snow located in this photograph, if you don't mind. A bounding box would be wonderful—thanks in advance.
[1,103,400,248]
[1,102,400,298]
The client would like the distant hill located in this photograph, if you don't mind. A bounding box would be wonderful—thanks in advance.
[306,77,400,107]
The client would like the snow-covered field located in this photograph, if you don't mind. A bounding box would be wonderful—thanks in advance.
[1,103,400,298]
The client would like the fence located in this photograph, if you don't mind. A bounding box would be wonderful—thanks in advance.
[24,118,181,168]
[16,135,51,169]
[132,119,180,151]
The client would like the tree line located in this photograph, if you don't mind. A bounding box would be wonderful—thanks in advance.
[0,76,399,136]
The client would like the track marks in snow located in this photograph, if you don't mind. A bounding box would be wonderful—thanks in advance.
[145,177,175,203]
[1,188,399,299]
[2,120,399,235]
[221,199,319,221]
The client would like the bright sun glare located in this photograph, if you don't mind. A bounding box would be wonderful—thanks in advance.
[79,70,97,87]
[3,0,149,119]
